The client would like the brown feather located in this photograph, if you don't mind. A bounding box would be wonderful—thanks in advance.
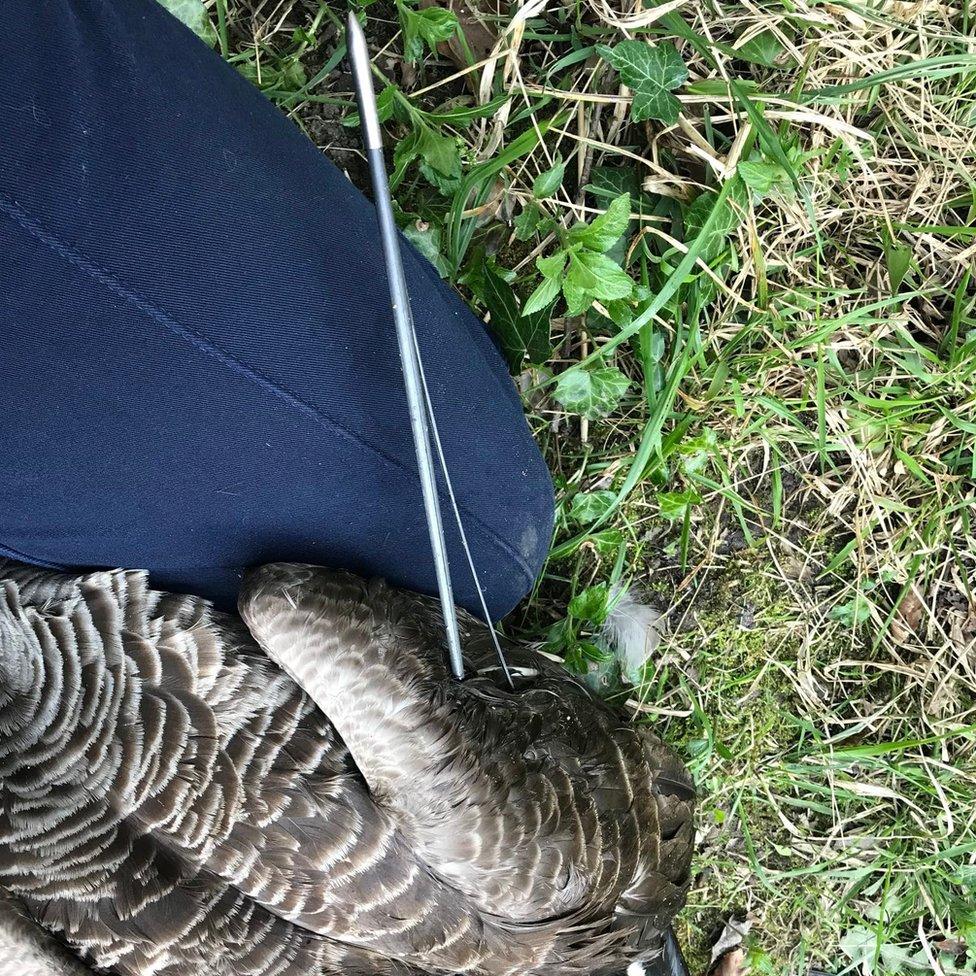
[0,559,695,975]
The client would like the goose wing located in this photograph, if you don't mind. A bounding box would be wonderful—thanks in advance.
[0,562,499,975]
[240,564,695,946]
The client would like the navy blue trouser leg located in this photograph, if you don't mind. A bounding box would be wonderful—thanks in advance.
[0,0,554,618]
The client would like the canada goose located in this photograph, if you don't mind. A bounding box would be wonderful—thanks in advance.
[0,559,694,976]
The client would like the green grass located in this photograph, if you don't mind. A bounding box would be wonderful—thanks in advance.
[183,0,976,970]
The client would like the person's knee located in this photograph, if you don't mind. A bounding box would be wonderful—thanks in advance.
[456,436,554,621]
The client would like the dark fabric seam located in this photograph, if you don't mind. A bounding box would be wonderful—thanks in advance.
[0,192,534,584]
[0,541,66,569]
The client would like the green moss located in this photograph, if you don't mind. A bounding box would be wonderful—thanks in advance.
[655,550,849,971]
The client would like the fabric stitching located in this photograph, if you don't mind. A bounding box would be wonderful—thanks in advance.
[0,541,66,570]
[0,192,535,584]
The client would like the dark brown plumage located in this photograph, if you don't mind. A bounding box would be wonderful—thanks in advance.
[0,560,694,976]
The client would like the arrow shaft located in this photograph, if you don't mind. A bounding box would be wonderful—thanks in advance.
[348,15,465,680]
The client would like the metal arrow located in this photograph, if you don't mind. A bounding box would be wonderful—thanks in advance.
[348,26,689,975]
[347,13,512,688]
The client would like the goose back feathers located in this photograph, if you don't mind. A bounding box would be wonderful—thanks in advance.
[0,560,694,976]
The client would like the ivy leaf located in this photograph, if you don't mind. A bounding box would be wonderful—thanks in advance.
[658,489,700,521]
[554,366,630,419]
[402,220,451,278]
[585,165,641,199]
[397,0,459,61]
[482,264,552,370]
[532,158,566,198]
[157,0,217,44]
[570,491,617,525]
[516,302,555,366]
[676,430,717,475]
[598,41,688,124]
[482,263,520,338]
[568,193,632,252]
[684,177,748,263]
[590,528,624,556]
[839,926,876,972]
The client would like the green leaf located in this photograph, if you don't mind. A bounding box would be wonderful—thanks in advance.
[839,926,876,970]
[394,121,461,189]
[376,85,399,124]
[397,0,459,61]
[392,126,423,183]
[417,126,461,178]
[563,275,593,317]
[738,159,791,198]
[885,240,913,294]
[424,94,511,125]
[343,84,398,130]
[513,203,542,241]
[590,528,624,556]
[544,616,575,657]
[598,41,688,124]
[561,640,587,675]
[744,945,777,976]
[572,251,634,301]
[533,158,566,199]
[514,200,556,241]
[482,264,552,370]
[537,251,568,278]
[602,299,635,328]
[658,489,700,520]
[950,898,976,942]
[568,193,632,253]
[568,582,611,624]
[570,491,617,525]
[684,177,748,262]
[402,220,451,278]
[157,0,217,44]
[830,593,874,627]
[879,944,932,974]
[563,251,634,314]
[735,30,785,67]
[522,274,562,317]
[554,366,630,419]
[563,640,615,686]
